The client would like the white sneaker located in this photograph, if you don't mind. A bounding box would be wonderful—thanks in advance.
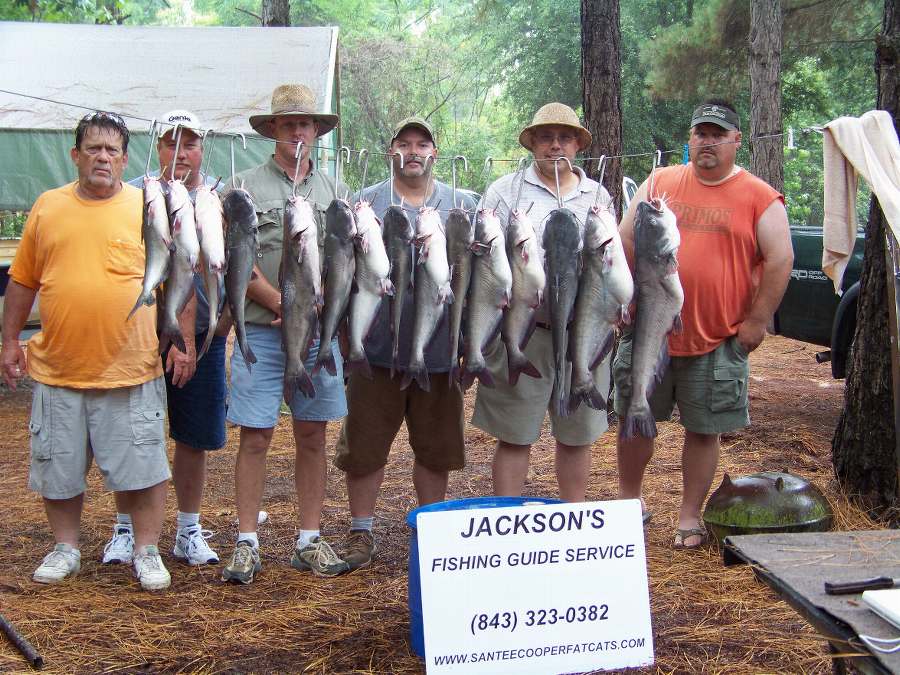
[102,524,134,564]
[33,543,81,584]
[173,524,219,565]
[133,545,171,591]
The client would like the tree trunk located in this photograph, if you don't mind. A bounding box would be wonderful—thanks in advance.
[261,0,289,26]
[581,0,624,218]
[832,0,900,519]
[748,0,783,193]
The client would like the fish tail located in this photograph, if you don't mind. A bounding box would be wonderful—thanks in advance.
[620,404,658,440]
[126,290,154,321]
[313,345,337,377]
[158,318,186,356]
[197,327,215,360]
[345,354,373,380]
[507,350,541,386]
[551,379,570,418]
[235,329,256,372]
[401,365,430,392]
[284,368,316,402]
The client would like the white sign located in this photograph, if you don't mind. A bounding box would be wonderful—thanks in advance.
[417,499,654,674]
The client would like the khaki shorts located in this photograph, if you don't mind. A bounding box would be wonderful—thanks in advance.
[28,378,171,500]
[334,366,465,475]
[471,327,611,446]
[612,332,750,435]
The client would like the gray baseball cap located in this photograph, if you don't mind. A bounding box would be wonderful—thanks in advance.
[690,103,740,131]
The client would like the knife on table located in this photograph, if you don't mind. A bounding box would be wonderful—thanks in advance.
[824,577,900,595]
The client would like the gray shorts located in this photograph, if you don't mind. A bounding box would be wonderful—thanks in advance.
[471,327,611,446]
[28,378,171,500]
[612,332,751,435]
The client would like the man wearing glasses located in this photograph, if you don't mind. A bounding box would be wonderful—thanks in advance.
[471,103,615,503]
[1,112,172,591]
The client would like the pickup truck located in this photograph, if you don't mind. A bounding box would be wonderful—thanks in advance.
[771,225,865,378]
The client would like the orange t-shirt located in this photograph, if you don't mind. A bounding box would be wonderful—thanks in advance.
[10,182,163,388]
[652,164,784,356]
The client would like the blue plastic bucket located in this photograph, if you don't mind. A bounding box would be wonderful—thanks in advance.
[406,496,562,659]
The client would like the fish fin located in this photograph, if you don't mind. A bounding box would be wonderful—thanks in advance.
[313,347,337,377]
[198,324,215,360]
[589,331,616,371]
[159,323,186,356]
[552,384,570,418]
[284,369,317,402]
[345,356,373,380]
[241,342,257,372]
[672,313,683,335]
[619,304,632,326]
[439,284,454,305]
[646,343,671,400]
[459,368,477,391]
[620,406,658,439]
[507,352,541,386]
[569,385,607,414]
[126,292,150,321]
[382,279,395,297]
[520,313,538,350]
[250,269,259,281]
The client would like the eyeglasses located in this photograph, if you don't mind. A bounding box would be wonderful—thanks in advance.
[533,131,578,146]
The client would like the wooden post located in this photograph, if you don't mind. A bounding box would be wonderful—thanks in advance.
[884,230,900,494]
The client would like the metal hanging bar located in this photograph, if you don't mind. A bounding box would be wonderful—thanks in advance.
[552,156,574,209]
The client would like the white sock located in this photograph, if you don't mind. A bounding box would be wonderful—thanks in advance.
[296,529,320,549]
[116,513,132,527]
[177,511,200,530]
[351,516,374,532]
[237,532,258,548]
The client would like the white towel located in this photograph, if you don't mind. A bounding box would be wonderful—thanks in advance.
[823,110,900,294]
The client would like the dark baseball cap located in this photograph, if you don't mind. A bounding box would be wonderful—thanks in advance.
[390,116,436,145]
[690,103,740,131]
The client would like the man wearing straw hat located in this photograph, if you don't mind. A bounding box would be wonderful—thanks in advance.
[1,112,171,590]
[222,84,350,583]
[471,102,615,503]
[101,110,226,569]
[614,99,792,549]
[333,116,477,570]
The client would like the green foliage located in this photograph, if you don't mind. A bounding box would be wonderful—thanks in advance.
[0,211,27,238]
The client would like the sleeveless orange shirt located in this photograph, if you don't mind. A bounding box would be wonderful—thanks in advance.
[651,164,784,356]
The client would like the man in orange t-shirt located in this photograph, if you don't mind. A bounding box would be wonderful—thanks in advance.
[0,112,171,590]
[613,100,793,549]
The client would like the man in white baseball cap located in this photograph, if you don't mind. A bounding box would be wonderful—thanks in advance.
[104,109,228,569]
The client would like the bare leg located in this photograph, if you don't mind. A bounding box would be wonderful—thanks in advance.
[293,420,326,531]
[413,461,449,506]
[236,426,273,534]
[173,441,206,515]
[555,442,591,502]
[117,480,168,550]
[616,434,656,501]
[43,494,84,547]
[679,430,720,546]
[492,440,531,496]
[347,467,384,519]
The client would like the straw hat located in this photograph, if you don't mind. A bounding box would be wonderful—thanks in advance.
[519,103,592,151]
[249,84,339,139]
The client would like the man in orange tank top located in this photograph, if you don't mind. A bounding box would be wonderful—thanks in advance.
[613,100,793,549]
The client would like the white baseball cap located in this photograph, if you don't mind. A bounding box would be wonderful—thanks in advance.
[158,109,203,139]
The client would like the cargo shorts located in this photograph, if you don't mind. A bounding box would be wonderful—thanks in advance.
[612,332,751,435]
[28,377,171,500]
[334,366,466,475]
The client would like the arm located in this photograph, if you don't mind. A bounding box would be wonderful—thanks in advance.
[737,199,793,353]
[246,264,282,326]
[165,292,197,387]
[1,281,37,390]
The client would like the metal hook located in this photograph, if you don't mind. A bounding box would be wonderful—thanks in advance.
[591,155,608,210]
[292,141,305,198]
[144,118,158,178]
[335,145,352,198]
[647,150,662,201]
[389,152,404,208]
[451,155,468,210]
[513,158,529,212]
[169,123,184,182]
[229,132,246,190]
[357,148,370,196]
[552,157,573,209]
[201,129,216,179]
[482,157,494,182]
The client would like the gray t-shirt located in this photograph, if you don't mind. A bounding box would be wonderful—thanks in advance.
[357,179,477,373]
[128,171,222,334]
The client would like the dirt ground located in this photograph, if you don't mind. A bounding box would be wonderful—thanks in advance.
[0,335,885,673]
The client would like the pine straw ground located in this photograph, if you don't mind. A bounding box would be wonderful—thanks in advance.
[0,335,888,674]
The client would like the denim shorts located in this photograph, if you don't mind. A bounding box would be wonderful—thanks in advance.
[28,378,171,499]
[227,324,348,428]
[165,332,227,450]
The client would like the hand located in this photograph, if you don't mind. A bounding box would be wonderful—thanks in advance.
[269,298,282,328]
[165,341,197,388]
[736,317,767,354]
[0,342,26,390]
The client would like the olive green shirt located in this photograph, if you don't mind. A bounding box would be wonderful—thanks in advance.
[229,156,346,326]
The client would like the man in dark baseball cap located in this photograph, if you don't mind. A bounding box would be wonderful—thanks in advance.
[690,101,741,131]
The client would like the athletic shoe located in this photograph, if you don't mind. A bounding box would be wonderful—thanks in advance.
[344,529,377,571]
[33,543,81,584]
[173,524,219,565]
[222,541,261,584]
[101,524,134,564]
[133,545,171,591]
[291,536,349,577]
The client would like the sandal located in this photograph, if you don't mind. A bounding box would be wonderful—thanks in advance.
[673,527,707,550]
